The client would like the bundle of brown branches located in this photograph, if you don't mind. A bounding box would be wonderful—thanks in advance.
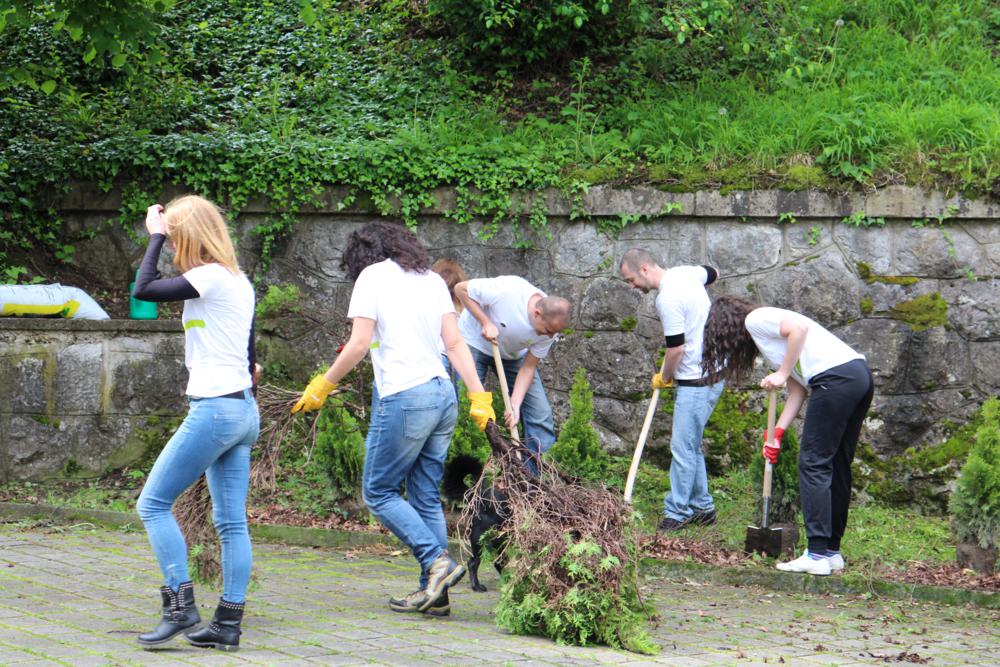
[172,383,328,583]
[458,422,655,653]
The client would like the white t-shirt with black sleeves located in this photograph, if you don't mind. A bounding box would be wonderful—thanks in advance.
[654,265,712,381]
[182,263,255,398]
[744,307,865,386]
[457,276,556,361]
[348,259,452,398]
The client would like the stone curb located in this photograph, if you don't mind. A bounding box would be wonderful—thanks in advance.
[641,558,999,610]
[59,182,1000,220]
[3,502,994,609]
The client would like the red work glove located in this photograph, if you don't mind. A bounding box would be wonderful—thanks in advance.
[762,427,784,465]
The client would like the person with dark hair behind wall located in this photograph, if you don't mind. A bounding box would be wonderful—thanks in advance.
[292,222,495,616]
[133,196,259,652]
[620,248,723,532]
[701,294,874,576]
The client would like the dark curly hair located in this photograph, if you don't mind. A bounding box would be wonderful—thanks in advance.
[340,221,431,281]
[701,294,761,385]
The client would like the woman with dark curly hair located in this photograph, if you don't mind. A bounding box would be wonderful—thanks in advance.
[292,221,495,616]
[702,294,873,576]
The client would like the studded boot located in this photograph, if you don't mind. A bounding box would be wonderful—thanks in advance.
[137,581,201,648]
[185,599,245,652]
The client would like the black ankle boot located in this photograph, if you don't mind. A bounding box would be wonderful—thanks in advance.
[185,599,244,652]
[138,581,201,648]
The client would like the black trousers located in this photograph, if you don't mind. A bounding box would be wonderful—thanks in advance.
[799,359,874,553]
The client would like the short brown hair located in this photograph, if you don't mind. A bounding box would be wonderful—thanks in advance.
[431,258,467,310]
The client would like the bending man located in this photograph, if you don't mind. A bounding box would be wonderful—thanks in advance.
[620,249,723,532]
[455,276,571,459]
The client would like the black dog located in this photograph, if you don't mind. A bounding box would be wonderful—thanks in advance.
[467,484,510,592]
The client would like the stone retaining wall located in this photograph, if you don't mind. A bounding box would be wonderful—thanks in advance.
[4,184,998,477]
[0,319,186,480]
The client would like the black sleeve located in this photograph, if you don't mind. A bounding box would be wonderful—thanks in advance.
[665,333,685,348]
[702,265,719,285]
[132,234,200,302]
[247,316,257,381]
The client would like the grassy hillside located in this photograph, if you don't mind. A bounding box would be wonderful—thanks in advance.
[2,0,999,277]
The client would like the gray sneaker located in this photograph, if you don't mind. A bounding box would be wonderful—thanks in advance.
[421,551,465,612]
[389,589,450,617]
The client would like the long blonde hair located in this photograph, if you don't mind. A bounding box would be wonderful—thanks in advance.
[163,195,240,274]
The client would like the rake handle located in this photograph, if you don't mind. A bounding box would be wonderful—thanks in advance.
[492,342,521,444]
[624,354,669,504]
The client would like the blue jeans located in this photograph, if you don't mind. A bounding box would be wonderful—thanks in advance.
[470,347,555,459]
[363,377,456,583]
[137,390,259,602]
[663,382,724,522]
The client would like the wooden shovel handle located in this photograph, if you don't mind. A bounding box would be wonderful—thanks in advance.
[624,354,669,504]
[492,342,520,444]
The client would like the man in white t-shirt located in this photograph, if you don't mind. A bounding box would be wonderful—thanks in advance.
[455,276,572,460]
[620,249,725,532]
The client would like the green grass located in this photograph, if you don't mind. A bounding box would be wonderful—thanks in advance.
[671,467,956,569]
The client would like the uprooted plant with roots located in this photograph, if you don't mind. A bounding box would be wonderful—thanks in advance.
[459,422,659,655]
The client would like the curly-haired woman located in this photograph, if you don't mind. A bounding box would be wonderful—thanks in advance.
[292,222,495,615]
[702,294,873,576]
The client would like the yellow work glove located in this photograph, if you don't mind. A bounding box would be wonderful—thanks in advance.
[468,391,496,431]
[292,375,337,414]
[651,372,673,390]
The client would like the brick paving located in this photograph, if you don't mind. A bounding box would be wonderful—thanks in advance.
[0,523,996,666]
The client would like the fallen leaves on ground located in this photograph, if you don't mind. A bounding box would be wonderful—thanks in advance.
[874,560,1000,593]
[641,534,749,566]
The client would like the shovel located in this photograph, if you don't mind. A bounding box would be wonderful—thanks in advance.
[623,356,668,504]
[744,389,786,557]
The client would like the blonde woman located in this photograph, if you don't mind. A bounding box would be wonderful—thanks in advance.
[133,196,259,651]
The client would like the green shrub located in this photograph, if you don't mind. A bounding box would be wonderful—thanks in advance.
[255,283,301,321]
[313,396,366,501]
[547,368,609,480]
[949,397,1000,548]
[427,0,644,68]
[495,529,658,654]
[749,423,801,525]
[702,389,760,474]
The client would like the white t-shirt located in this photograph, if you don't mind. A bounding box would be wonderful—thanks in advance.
[182,264,255,397]
[744,307,864,385]
[457,276,556,361]
[655,266,712,381]
[348,259,452,397]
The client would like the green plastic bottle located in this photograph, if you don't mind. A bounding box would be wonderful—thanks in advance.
[129,269,158,320]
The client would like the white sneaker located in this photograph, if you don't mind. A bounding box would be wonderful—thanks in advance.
[827,553,845,571]
[776,551,831,576]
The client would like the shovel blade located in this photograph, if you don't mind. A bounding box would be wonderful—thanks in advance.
[744,524,786,558]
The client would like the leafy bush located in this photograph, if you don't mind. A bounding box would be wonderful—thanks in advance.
[702,389,761,474]
[255,283,302,321]
[949,397,1000,548]
[313,396,366,501]
[427,0,643,69]
[546,368,608,480]
[495,530,658,654]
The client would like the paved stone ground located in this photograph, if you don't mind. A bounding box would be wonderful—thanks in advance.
[0,523,997,666]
